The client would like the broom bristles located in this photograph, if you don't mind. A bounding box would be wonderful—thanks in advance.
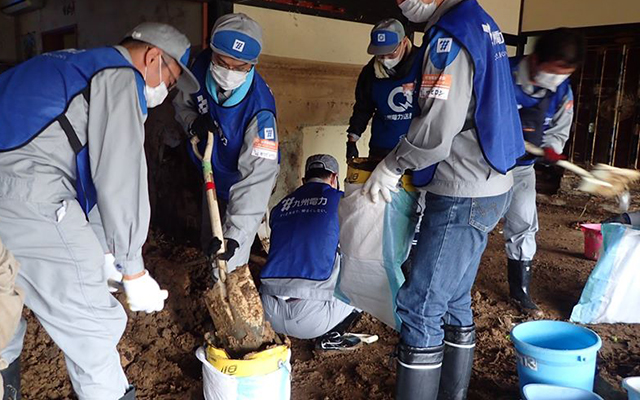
[577,165,640,197]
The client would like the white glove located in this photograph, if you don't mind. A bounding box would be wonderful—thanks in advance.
[122,270,169,313]
[103,254,123,293]
[362,161,402,203]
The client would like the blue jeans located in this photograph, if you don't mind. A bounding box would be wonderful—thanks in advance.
[396,190,513,347]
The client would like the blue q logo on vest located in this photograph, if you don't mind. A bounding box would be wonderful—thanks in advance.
[233,39,245,52]
[388,84,414,113]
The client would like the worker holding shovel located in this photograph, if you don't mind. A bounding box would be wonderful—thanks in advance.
[174,13,279,275]
[504,28,584,317]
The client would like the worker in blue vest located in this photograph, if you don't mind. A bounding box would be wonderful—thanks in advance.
[363,0,524,398]
[346,18,423,161]
[260,155,360,349]
[0,23,199,399]
[504,28,583,318]
[174,13,279,274]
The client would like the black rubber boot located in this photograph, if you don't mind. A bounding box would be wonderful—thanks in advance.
[119,386,136,400]
[1,358,20,400]
[507,259,543,317]
[438,325,475,400]
[396,342,444,400]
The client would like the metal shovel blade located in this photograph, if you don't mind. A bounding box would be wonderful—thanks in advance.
[205,264,276,355]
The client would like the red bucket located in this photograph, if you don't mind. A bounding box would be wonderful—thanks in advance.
[580,224,603,261]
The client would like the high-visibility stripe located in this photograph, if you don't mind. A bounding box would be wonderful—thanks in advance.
[444,340,476,349]
[397,360,442,370]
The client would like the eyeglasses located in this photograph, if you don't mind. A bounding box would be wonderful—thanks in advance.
[211,54,252,73]
[161,55,179,91]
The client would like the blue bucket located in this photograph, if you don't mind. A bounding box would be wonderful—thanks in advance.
[523,384,603,400]
[511,320,602,393]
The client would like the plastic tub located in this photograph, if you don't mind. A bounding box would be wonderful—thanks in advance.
[623,377,640,400]
[511,320,602,393]
[580,224,602,260]
[523,383,603,400]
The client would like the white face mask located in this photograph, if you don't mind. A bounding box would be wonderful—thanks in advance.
[381,56,402,70]
[143,59,169,108]
[209,62,250,91]
[534,71,570,91]
[399,0,439,23]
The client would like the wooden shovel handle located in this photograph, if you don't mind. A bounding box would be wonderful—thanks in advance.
[192,133,228,283]
[524,142,593,179]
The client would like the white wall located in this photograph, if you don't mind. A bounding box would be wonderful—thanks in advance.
[302,126,371,184]
[522,0,640,31]
[478,0,521,35]
[235,4,373,65]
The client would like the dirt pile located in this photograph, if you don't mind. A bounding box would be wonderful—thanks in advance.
[17,195,639,399]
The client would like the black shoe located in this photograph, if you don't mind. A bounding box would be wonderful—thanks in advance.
[119,386,136,400]
[1,358,20,400]
[315,331,362,351]
[396,342,444,400]
[507,259,544,317]
[438,325,475,400]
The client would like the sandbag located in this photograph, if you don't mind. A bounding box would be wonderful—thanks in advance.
[334,160,419,330]
[570,223,640,324]
[197,346,291,400]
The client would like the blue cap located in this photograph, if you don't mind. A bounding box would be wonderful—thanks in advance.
[210,13,263,64]
[367,19,405,56]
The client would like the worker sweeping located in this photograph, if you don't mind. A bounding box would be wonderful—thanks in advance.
[363,0,524,398]
[346,18,422,161]
[174,13,279,274]
[259,155,361,350]
[0,240,23,400]
[504,28,584,318]
[0,22,199,399]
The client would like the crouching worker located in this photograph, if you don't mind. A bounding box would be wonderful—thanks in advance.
[259,155,361,349]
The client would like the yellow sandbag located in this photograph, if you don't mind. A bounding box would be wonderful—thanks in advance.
[346,157,415,192]
[206,344,290,377]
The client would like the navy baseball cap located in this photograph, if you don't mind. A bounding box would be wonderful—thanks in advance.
[210,13,263,64]
[305,154,339,175]
[367,18,405,56]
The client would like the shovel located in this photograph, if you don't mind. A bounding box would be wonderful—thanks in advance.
[191,132,277,356]
[524,142,640,197]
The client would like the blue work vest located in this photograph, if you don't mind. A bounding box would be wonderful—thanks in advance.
[188,49,277,200]
[370,46,425,150]
[260,182,341,281]
[0,47,147,214]
[417,0,524,184]
[510,56,572,166]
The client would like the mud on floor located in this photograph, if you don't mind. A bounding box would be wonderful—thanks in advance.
[18,194,640,399]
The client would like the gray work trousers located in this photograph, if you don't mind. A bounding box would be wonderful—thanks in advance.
[503,165,539,261]
[0,199,129,400]
[261,294,354,340]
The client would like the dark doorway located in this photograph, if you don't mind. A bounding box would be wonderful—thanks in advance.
[41,25,77,53]
[567,24,640,168]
